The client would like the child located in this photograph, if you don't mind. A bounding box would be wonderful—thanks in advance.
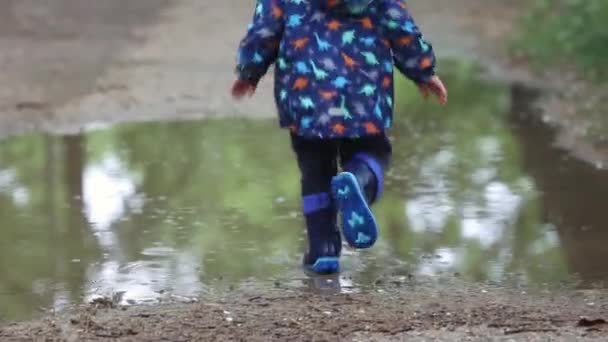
[231,0,447,274]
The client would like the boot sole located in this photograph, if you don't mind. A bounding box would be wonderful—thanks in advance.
[331,172,378,249]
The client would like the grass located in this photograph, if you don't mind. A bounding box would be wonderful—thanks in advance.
[511,0,608,80]
[510,0,608,142]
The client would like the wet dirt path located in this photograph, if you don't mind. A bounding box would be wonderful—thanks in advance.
[2,283,608,341]
[0,0,277,139]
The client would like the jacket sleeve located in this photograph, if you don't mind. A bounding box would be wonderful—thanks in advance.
[381,0,436,84]
[235,0,285,84]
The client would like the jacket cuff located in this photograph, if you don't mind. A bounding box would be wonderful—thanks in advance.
[412,68,436,85]
[235,65,262,85]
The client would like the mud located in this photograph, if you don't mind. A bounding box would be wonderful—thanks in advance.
[0,0,276,139]
[2,281,607,341]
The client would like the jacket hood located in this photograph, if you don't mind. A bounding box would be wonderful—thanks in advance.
[319,0,376,16]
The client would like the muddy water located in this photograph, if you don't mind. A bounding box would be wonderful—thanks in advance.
[0,61,607,321]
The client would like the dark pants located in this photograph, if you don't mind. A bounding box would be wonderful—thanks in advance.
[290,133,392,210]
[290,133,392,260]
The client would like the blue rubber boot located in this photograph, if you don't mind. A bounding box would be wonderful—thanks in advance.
[301,193,341,274]
[332,153,383,249]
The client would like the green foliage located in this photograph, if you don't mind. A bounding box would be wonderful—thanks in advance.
[513,0,608,79]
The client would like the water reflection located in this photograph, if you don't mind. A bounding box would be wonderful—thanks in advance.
[0,61,607,321]
[509,82,608,286]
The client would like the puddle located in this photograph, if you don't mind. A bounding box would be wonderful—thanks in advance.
[1,60,607,321]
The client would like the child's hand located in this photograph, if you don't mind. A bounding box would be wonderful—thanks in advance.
[231,79,257,100]
[418,76,448,105]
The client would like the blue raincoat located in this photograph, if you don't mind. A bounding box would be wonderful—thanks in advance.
[235,0,437,138]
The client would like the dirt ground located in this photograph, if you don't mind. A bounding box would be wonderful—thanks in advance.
[1,281,607,341]
[0,0,277,139]
[1,0,607,340]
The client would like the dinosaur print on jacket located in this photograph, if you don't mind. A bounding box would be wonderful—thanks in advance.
[235,0,437,138]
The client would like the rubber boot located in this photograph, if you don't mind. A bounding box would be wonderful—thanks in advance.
[331,153,383,249]
[301,193,341,274]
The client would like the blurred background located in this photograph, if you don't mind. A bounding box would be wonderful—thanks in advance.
[0,0,607,322]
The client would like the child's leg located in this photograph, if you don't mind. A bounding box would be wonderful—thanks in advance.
[331,134,392,249]
[340,134,391,204]
[290,134,341,274]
